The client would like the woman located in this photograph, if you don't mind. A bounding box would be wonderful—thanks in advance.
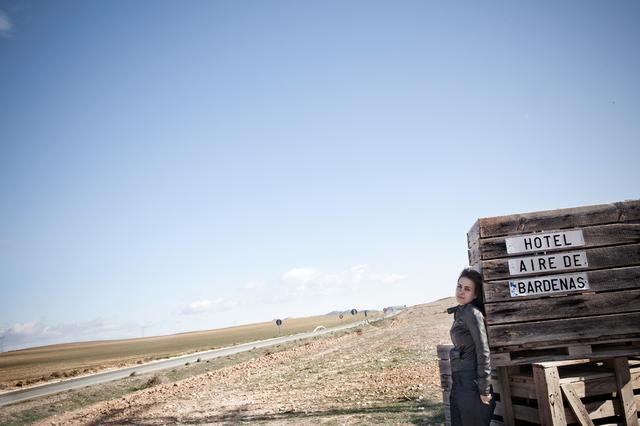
[448,267,495,426]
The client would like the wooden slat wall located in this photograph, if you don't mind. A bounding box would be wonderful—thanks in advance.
[467,200,640,366]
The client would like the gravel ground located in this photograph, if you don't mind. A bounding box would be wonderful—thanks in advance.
[34,297,455,425]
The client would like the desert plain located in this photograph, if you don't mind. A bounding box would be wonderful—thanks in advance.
[0,298,455,425]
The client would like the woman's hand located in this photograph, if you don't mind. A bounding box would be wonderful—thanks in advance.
[480,393,492,405]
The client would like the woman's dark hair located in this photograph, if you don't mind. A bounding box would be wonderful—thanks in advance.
[459,267,485,315]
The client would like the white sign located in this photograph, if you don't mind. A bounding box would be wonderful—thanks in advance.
[506,230,585,254]
[508,251,589,276]
[509,272,590,297]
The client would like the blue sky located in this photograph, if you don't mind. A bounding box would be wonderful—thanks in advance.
[1,1,638,351]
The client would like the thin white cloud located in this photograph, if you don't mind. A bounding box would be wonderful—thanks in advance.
[232,266,406,306]
[179,298,238,315]
[1,318,131,351]
[279,265,406,299]
[282,268,321,285]
[0,10,12,38]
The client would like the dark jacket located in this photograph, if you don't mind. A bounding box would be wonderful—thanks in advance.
[448,303,491,395]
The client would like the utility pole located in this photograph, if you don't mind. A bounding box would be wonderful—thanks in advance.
[0,334,5,353]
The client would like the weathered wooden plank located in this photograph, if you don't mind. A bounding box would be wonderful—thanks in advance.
[485,289,640,325]
[512,403,540,423]
[501,387,622,423]
[468,240,481,266]
[478,223,640,260]
[468,219,480,247]
[439,359,452,375]
[477,200,640,238]
[484,266,640,302]
[561,383,595,426]
[497,367,515,425]
[482,243,640,280]
[493,345,640,367]
[612,357,637,426]
[584,399,619,422]
[471,260,482,274]
[495,401,546,423]
[488,312,640,349]
[505,367,640,403]
[443,390,452,426]
[437,344,453,360]
[534,364,566,425]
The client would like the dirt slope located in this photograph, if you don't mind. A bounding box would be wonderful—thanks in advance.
[36,298,455,425]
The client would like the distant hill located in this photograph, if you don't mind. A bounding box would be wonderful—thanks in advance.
[325,309,379,316]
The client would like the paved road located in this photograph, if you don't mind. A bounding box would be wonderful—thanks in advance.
[0,315,395,407]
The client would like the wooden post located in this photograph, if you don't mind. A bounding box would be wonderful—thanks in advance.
[497,367,515,426]
[533,363,567,426]
[560,383,594,426]
[612,357,637,426]
[437,344,453,426]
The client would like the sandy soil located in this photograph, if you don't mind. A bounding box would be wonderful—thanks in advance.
[34,298,455,425]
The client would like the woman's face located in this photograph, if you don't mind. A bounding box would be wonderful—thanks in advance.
[456,276,477,306]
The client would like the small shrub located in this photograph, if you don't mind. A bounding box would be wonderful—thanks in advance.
[142,375,163,388]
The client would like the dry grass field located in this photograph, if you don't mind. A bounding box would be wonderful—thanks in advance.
[0,311,379,390]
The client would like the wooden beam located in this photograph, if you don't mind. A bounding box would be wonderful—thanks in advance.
[612,357,638,426]
[484,265,640,302]
[476,200,640,238]
[468,219,480,246]
[437,344,453,360]
[560,383,594,426]
[482,243,640,281]
[492,346,640,367]
[468,239,481,266]
[485,289,640,325]
[487,311,640,349]
[477,223,640,260]
[533,364,566,426]
[497,367,515,426]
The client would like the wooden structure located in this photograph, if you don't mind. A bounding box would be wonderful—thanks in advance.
[438,349,640,426]
[438,344,453,426]
[468,200,640,367]
[442,200,640,425]
[490,357,640,425]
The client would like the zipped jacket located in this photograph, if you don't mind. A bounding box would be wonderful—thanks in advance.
[447,303,491,395]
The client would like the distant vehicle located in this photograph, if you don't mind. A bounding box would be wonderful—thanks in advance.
[313,326,326,332]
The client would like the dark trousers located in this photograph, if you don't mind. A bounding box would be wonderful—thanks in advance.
[450,370,496,426]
